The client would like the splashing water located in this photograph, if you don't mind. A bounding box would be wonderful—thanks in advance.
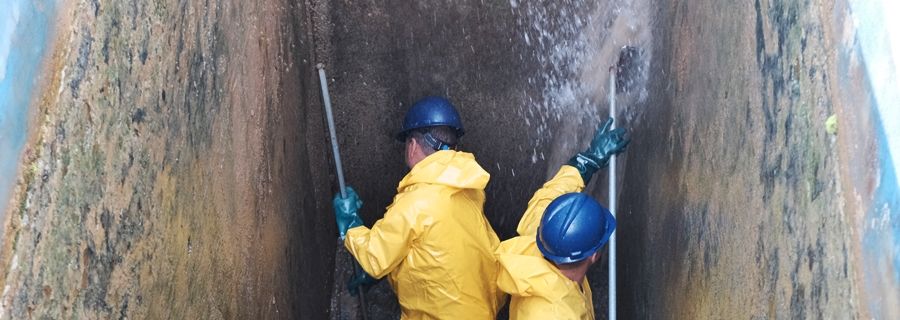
[510,0,652,174]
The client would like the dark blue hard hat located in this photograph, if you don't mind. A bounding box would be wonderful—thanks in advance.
[396,96,465,141]
[536,193,617,264]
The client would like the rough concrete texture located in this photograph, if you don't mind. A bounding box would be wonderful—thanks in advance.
[1,0,892,319]
[0,0,337,318]
[320,0,544,238]
[320,0,650,318]
[320,2,553,317]
[619,0,862,318]
[323,0,876,318]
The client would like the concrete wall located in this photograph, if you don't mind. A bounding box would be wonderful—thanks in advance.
[319,2,555,317]
[323,0,885,318]
[319,0,547,239]
[2,0,895,319]
[0,0,337,318]
[619,1,859,318]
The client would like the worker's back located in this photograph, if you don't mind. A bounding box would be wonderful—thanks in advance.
[346,150,504,319]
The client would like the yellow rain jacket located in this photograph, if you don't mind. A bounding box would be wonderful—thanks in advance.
[496,165,595,320]
[345,150,504,319]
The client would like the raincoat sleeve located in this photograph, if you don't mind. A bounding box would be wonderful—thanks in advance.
[516,165,585,236]
[344,196,423,279]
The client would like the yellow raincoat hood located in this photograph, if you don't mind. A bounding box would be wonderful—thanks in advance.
[345,150,504,319]
[396,150,489,191]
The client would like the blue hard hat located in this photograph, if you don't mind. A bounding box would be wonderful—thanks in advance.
[396,96,465,141]
[536,193,617,264]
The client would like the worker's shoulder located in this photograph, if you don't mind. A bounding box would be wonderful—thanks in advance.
[389,184,468,215]
[395,182,460,202]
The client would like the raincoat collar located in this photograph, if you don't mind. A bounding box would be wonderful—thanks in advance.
[397,150,490,192]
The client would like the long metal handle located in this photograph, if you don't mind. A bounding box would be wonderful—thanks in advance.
[608,66,617,320]
[317,64,367,320]
[318,64,348,199]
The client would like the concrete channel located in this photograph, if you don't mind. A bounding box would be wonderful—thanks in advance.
[0,0,896,319]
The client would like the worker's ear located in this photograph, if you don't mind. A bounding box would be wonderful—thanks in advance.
[405,138,418,168]
[403,138,416,161]
[406,137,417,154]
[589,251,602,264]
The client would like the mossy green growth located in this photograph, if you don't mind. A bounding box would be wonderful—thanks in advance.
[825,114,838,135]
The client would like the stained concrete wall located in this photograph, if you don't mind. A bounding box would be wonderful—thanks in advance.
[1,0,893,319]
[323,0,879,318]
[319,2,553,317]
[619,1,860,318]
[0,0,338,318]
[319,0,546,238]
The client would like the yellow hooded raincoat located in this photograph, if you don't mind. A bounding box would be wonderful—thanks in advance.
[496,165,596,320]
[344,150,504,319]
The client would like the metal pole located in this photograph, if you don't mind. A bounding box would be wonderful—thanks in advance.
[608,66,617,320]
[317,64,367,320]
[317,64,348,198]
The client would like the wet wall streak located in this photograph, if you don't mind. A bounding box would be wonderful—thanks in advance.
[619,0,856,318]
[0,0,334,318]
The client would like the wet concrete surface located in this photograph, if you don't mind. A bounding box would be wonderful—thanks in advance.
[618,0,860,318]
[319,0,545,239]
[1,0,895,319]
[0,0,336,318]
[318,1,545,317]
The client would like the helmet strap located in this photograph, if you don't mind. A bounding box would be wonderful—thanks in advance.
[423,132,453,151]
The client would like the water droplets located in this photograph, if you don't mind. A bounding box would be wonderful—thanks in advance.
[512,0,653,168]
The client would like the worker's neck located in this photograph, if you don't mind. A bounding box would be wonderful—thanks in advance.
[555,262,589,284]
[407,152,430,169]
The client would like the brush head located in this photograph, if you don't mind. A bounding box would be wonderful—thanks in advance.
[616,46,643,94]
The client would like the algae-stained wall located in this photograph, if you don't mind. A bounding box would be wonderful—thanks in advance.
[1,0,891,319]
[0,0,336,318]
[618,0,862,318]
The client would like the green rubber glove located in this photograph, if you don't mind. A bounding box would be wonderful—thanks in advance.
[567,118,630,184]
[347,262,379,295]
[333,186,364,239]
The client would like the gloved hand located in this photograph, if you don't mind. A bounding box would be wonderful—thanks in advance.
[567,118,629,184]
[333,186,364,239]
[347,262,379,295]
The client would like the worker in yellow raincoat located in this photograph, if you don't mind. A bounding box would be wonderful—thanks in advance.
[333,96,504,319]
[496,118,627,319]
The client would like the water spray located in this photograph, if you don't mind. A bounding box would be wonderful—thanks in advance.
[317,64,368,320]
